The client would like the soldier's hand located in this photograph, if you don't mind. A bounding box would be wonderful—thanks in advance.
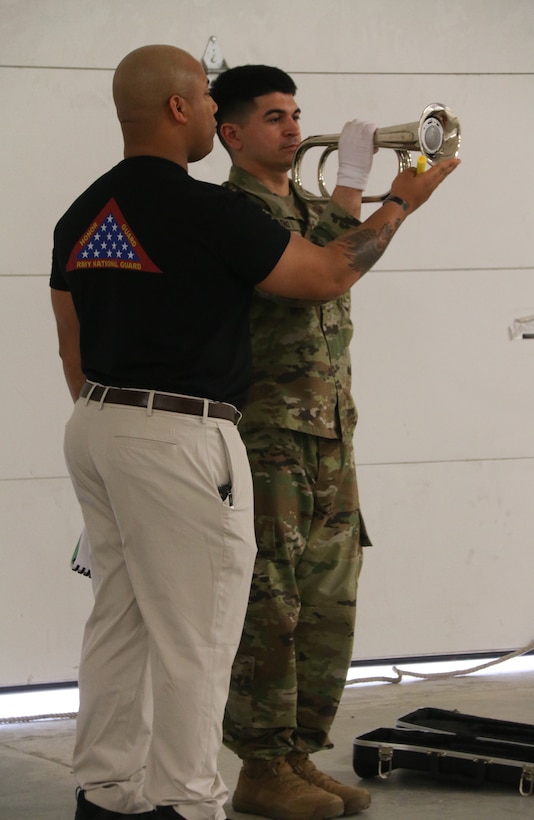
[336,120,377,191]
[389,158,461,215]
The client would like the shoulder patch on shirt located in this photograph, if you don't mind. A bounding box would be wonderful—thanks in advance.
[66,198,162,273]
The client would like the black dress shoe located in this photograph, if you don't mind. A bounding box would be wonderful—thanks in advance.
[75,789,155,818]
[155,811,228,819]
[155,812,229,819]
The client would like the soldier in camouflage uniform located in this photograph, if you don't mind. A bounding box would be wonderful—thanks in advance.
[211,66,375,819]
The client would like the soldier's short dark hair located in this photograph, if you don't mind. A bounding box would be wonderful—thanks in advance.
[211,65,297,145]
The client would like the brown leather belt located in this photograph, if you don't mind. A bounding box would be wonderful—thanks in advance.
[80,382,239,424]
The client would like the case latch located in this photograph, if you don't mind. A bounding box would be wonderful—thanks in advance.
[519,765,534,797]
[378,745,393,779]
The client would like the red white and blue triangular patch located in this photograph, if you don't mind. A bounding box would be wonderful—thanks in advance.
[66,198,161,273]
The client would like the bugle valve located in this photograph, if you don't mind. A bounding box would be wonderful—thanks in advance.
[291,103,461,204]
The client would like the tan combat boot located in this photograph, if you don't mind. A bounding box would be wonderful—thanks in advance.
[233,756,345,820]
[287,751,371,815]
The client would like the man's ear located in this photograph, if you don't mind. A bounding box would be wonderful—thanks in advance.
[219,122,242,152]
[169,94,187,123]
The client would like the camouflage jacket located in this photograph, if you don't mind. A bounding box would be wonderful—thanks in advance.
[226,165,360,440]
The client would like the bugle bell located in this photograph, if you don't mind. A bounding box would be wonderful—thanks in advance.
[291,102,461,204]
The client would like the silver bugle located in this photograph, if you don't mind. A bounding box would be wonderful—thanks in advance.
[291,102,461,204]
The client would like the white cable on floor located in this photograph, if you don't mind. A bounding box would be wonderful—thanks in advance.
[346,639,534,686]
[0,711,78,725]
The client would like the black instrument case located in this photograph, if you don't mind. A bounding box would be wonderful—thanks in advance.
[353,707,534,796]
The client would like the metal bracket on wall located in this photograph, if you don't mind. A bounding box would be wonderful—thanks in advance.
[509,314,534,340]
[201,36,229,84]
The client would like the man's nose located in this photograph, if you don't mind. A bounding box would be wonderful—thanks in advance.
[284,121,300,136]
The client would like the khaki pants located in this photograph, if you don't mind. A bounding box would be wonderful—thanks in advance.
[65,396,257,820]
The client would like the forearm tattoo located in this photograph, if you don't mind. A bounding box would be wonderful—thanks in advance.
[338,216,402,274]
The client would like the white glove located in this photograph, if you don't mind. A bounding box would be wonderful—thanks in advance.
[336,119,377,191]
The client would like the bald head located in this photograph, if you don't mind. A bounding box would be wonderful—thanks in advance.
[113,44,198,124]
[112,45,216,165]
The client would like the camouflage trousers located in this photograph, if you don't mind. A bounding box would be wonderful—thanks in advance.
[223,427,370,760]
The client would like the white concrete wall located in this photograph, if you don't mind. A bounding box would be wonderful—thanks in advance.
[1,0,533,685]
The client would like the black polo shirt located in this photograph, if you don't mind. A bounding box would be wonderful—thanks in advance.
[51,156,290,408]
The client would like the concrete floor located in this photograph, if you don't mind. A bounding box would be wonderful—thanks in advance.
[1,669,533,819]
